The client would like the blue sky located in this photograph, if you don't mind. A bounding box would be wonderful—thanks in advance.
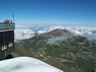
[0,0,96,25]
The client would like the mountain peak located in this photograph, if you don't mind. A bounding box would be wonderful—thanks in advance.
[43,28,73,37]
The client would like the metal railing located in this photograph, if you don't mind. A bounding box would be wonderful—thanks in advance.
[0,23,15,32]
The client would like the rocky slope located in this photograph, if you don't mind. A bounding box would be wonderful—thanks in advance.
[17,29,96,72]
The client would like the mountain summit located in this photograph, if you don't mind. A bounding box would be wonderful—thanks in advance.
[42,29,73,37]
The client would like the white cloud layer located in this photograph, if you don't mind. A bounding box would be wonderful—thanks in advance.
[15,29,35,40]
[15,25,96,41]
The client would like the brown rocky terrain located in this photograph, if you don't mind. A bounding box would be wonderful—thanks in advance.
[42,29,74,38]
[13,43,72,72]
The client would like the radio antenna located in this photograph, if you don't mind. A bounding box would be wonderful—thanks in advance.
[12,13,15,23]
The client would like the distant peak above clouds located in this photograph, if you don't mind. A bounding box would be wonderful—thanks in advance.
[43,28,73,37]
[15,24,96,41]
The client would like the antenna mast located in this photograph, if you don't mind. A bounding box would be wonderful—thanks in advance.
[12,14,15,23]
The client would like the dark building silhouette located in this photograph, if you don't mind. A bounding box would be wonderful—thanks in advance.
[0,20,15,59]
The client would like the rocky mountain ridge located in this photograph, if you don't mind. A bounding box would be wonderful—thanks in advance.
[16,29,96,72]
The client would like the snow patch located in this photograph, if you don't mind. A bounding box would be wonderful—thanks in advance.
[0,57,63,72]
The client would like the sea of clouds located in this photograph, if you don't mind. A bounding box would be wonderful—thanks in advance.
[15,24,96,41]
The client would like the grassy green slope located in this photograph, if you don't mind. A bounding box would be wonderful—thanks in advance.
[19,33,96,72]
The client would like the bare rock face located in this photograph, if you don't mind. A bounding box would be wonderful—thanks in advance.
[43,29,73,37]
